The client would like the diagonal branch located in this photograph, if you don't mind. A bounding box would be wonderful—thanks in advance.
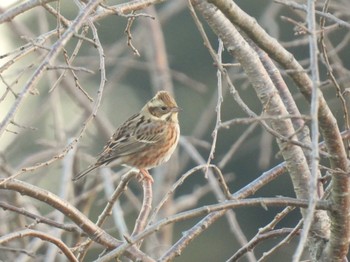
[0,178,120,248]
[0,0,103,138]
[0,178,153,261]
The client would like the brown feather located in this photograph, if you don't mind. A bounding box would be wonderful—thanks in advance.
[73,91,180,181]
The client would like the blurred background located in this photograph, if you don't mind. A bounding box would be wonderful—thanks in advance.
[1,0,350,261]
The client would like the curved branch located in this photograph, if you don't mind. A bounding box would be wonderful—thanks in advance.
[0,178,154,261]
[0,0,57,24]
[0,229,77,261]
[0,178,120,249]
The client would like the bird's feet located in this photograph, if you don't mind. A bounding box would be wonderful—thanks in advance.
[138,169,154,183]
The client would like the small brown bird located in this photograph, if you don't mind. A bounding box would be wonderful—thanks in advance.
[73,91,180,182]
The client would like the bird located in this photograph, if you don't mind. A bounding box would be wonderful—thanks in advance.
[73,91,180,183]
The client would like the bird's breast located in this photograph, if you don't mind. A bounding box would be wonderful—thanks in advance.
[123,122,180,169]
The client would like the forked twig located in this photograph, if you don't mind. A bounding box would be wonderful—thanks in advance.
[125,11,141,56]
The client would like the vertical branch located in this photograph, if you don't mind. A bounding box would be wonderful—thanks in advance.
[132,177,153,237]
[186,2,257,261]
[205,39,223,177]
[293,0,320,260]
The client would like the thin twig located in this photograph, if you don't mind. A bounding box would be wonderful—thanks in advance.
[219,123,258,169]
[228,206,295,261]
[220,115,311,128]
[0,201,84,235]
[150,164,218,224]
[76,170,137,259]
[258,220,303,261]
[124,11,141,56]
[205,39,224,178]
[0,246,36,258]
[0,0,106,185]
[46,65,94,73]
[227,228,301,262]
[101,168,129,238]
[274,0,350,29]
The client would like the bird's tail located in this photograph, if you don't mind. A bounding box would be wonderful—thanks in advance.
[72,164,99,182]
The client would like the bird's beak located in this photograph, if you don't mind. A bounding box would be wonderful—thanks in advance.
[171,106,182,112]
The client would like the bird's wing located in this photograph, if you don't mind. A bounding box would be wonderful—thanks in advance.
[96,116,166,164]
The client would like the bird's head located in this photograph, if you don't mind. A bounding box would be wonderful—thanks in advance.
[143,91,180,122]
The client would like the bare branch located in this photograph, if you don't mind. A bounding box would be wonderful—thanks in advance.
[101,197,329,261]
[0,0,57,24]
[0,201,84,235]
[0,229,77,261]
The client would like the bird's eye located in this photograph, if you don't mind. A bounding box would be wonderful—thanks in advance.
[160,106,167,111]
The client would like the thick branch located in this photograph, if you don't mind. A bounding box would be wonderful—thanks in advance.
[206,0,350,260]
[0,178,120,248]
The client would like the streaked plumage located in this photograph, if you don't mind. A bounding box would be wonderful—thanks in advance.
[73,91,180,182]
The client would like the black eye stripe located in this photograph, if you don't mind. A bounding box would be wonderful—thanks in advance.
[149,106,170,117]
